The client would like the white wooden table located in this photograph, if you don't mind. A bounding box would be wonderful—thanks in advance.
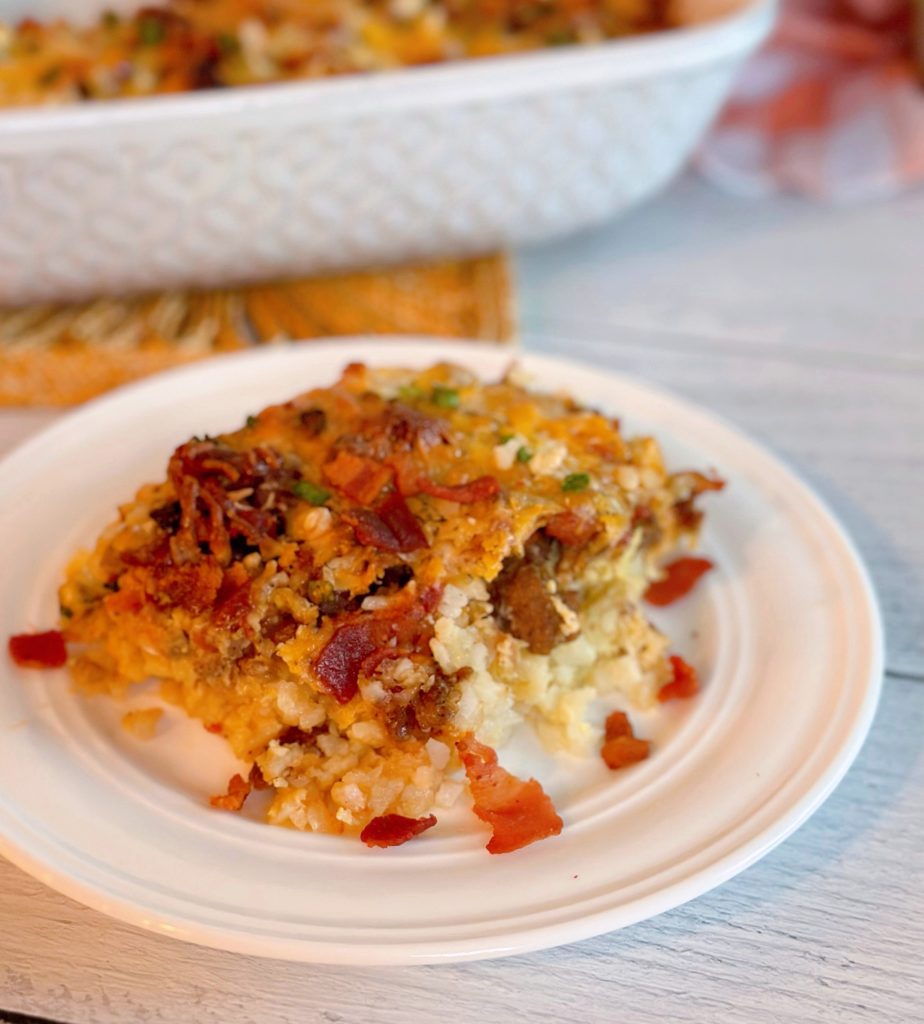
[1,176,922,1024]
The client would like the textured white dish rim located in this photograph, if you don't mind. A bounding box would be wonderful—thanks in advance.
[0,0,776,139]
[0,338,883,965]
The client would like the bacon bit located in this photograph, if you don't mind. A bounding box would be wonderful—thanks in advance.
[209,772,252,811]
[377,491,429,551]
[204,722,224,734]
[323,450,393,505]
[601,735,651,770]
[545,509,598,546]
[168,439,293,566]
[347,509,403,552]
[388,451,425,497]
[419,584,444,615]
[601,709,650,770]
[315,589,438,704]
[8,630,67,669]
[314,620,379,704]
[417,474,501,504]
[213,562,252,629]
[249,763,269,790]
[360,813,438,848]
[659,655,700,702]
[603,710,632,741]
[457,735,563,855]
[346,491,428,553]
[644,557,714,607]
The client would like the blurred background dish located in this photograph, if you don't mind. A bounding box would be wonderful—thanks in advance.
[0,0,774,304]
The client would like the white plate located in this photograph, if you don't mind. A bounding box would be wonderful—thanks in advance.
[0,339,882,964]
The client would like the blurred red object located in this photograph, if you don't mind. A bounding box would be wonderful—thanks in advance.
[700,0,924,199]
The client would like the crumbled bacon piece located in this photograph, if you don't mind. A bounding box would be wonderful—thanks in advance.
[360,813,437,848]
[314,589,437,704]
[314,620,379,704]
[417,474,500,503]
[8,630,67,669]
[213,562,253,629]
[419,585,444,614]
[377,491,429,551]
[388,451,426,497]
[601,735,650,770]
[457,735,563,854]
[168,439,293,565]
[544,509,598,546]
[209,772,252,811]
[204,722,224,734]
[659,655,700,702]
[601,710,650,770]
[323,450,393,505]
[603,710,632,741]
[248,763,269,790]
[644,557,713,607]
[346,491,428,553]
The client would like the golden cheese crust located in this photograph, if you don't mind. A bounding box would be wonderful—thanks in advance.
[2,0,703,107]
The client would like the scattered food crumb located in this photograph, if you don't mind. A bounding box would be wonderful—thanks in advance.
[121,707,163,740]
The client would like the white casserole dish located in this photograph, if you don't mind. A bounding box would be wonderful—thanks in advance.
[0,0,774,304]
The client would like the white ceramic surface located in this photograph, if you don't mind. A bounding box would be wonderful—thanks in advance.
[0,339,882,964]
[0,2,774,304]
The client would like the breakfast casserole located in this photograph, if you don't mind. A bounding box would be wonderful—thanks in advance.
[0,0,728,107]
[10,362,721,852]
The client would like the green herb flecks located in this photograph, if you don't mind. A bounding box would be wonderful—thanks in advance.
[431,385,460,410]
[138,16,166,46]
[216,31,239,54]
[293,480,330,506]
[562,472,590,492]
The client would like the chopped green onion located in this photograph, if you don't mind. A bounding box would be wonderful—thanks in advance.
[431,385,460,409]
[516,446,533,464]
[293,480,330,506]
[138,16,166,46]
[216,31,239,54]
[546,31,574,46]
[397,383,425,402]
[59,605,73,619]
[102,10,120,30]
[245,414,258,428]
[562,472,590,492]
[498,432,515,444]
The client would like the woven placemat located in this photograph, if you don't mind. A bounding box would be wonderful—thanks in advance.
[0,255,515,406]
